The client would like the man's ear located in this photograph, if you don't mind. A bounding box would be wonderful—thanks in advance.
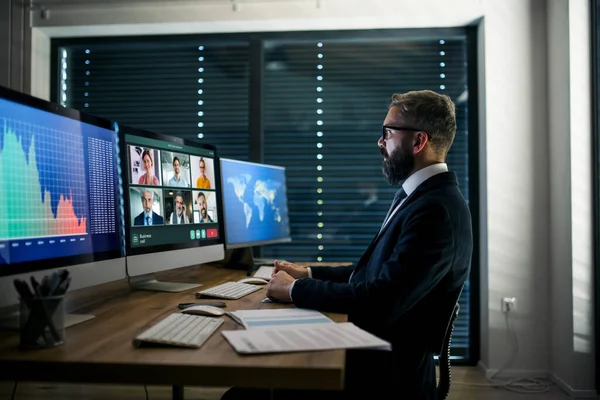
[413,131,429,153]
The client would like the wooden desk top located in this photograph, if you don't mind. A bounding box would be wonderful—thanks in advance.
[0,263,349,390]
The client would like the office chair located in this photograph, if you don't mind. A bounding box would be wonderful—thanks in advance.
[436,302,460,400]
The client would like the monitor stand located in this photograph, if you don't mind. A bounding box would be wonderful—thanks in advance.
[214,247,258,275]
[127,273,201,293]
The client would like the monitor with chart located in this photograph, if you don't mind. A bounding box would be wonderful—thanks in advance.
[219,158,291,268]
[0,85,125,324]
[119,124,225,292]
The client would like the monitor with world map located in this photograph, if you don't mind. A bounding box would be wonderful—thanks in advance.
[220,158,291,251]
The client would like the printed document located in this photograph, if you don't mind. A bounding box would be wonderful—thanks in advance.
[231,308,333,330]
[222,322,391,354]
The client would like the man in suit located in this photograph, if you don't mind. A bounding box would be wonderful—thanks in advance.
[222,90,472,400]
[133,189,164,226]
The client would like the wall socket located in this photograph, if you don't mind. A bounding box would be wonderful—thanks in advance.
[502,297,517,313]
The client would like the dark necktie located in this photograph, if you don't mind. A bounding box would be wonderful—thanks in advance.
[350,188,409,283]
[380,188,408,233]
[146,216,151,226]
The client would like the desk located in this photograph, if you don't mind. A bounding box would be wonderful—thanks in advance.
[0,264,349,399]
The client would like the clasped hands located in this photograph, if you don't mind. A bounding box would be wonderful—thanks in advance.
[266,260,309,302]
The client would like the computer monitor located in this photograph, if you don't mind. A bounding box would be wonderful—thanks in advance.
[0,85,125,327]
[219,158,291,270]
[119,124,225,292]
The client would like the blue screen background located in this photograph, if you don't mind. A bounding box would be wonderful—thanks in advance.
[221,159,290,247]
[0,98,122,265]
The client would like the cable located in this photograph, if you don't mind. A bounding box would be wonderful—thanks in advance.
[11,381,18,400]
[144,384,149,400]
[454,311,553,394]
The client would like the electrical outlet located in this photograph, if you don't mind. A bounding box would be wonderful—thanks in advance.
[502,297,516,313]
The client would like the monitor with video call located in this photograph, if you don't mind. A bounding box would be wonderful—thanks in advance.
[119,124,225,292]
[0,85,125,326]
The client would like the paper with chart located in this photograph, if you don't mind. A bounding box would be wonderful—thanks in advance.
[221,322,392,354]
[229,308,333,330]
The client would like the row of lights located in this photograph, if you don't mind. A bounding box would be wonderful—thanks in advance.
[439,39,446,90]
[83,49,92,108]
[59,50,68,106]
[84,49,91,108]
[316,42,324,262]
[61,48,94,108]
[197,46,205,139]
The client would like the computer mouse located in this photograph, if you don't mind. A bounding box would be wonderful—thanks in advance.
[181,305,225,317]
[238,277,269,285]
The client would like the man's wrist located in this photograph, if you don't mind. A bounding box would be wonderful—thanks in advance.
[306,267,312,279]
[288,279,297,301]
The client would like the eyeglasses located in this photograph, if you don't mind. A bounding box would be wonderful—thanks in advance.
[381,125,426,141]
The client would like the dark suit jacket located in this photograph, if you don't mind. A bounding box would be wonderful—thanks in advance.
[292,171,472,399]
[133,211,164,226]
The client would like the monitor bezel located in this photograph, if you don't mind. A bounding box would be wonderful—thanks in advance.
[118,124,225,257]
[219,158,292,250]
[0,85,123,277]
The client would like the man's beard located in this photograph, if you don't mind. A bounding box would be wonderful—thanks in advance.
[201,208,207,217]
[382,145,415,185]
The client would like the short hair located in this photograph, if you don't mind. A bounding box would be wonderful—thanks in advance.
[199,157,205,168]
[173,156,180,166]
[388,90,456,156]
[141,189,152,200]
[175,191,183,200]
[197,191,206,201]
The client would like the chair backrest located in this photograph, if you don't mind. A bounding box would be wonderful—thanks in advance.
[436,301,460,400]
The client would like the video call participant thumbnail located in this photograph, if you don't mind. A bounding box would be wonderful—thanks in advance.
[132,188,164,226]
[129,146,161,186]
[161,152,190,188]
[165,190,193,224]
[191,156,214,189]
[194,190,217,224]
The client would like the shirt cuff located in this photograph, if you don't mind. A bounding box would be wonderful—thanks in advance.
[307,267,312,278]
[289,279,297,301]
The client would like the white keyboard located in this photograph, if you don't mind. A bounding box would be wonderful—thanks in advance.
[133,313,223,348]
[196,281,263,300]
[253,266,274,280]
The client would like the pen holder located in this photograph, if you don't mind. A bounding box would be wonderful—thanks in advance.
[19,295,65,349]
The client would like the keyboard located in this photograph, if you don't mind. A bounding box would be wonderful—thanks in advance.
[253,266,274,280]
[133,313,223,348]
[195,281,263,300]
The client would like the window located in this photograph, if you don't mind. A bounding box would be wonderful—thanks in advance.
[53,28,478,363]
[60,39,250,160]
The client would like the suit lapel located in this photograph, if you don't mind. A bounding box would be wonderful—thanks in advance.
[352,172,458,274]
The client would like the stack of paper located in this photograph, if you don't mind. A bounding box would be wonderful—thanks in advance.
[230,308,333,330]
[221,308,391,354]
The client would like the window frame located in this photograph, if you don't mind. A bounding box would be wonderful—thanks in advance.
[591,0,600,393]
[50,25,481,366]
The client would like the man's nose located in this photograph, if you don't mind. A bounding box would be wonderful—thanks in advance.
[377,136,385,148]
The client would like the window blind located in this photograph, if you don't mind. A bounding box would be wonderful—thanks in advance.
[260,37,470,358]
[61,39,250,161]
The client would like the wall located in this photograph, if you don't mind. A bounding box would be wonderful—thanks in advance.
[11,0,597,395]
[548,0,595,395]
[481,0,551,378]
[30,28,50,101]
[568,0,594,392]
[1,0,31,92]
[548,0,575,391]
